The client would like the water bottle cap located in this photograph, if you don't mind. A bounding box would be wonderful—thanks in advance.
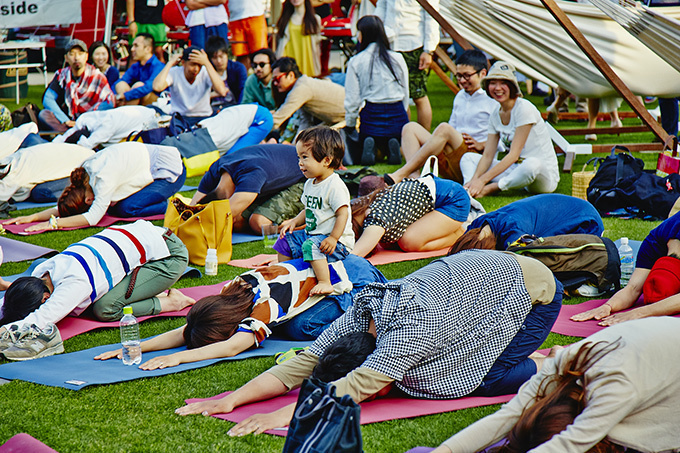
[207,248,217,256]
[621,237,629,245]
[123,306,133,315]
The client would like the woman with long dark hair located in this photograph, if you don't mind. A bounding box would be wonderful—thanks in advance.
[345,15,410,165]
[276,0,322,76]
[430,317,680,452]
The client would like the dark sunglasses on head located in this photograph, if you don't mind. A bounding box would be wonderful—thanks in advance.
[253,62,269,69]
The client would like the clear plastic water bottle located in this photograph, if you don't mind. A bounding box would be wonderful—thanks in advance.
[205,248,218,276]
[619,237,634,288]
[120,306,142,366]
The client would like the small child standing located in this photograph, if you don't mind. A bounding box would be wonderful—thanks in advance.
[274,127,354,295]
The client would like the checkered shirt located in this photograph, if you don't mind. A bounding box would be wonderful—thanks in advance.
[309,250,533,399]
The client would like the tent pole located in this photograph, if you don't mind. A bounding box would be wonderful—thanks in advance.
[104,0,114,46]
[414,0,474,51]
[540,0,671,145]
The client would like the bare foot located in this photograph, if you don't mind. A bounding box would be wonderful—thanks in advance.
[310,282,334,296]
[530,345,564,372]
[158,288,196,313]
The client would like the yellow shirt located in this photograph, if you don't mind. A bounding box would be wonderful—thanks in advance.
[283,23,317,77]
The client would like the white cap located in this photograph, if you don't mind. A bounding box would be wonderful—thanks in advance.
[620,237,629,245]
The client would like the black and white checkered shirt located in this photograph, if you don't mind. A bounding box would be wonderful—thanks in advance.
[309,250,533,399]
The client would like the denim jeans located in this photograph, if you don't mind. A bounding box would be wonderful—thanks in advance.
[189,23,229,50]
[272,296,345,340]
[472,278,563,397]
[659,97,679,138]
[108,166,186,218]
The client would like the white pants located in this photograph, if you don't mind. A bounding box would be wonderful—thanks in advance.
[460,153,559,194]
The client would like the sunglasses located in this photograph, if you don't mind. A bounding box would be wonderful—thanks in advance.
[253,62,269,69]
[273,72,288,85]
[455,70,480,81]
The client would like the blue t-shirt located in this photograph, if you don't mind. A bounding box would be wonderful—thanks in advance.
[198,144,304,199]
[468,194,604,249]
[637,213,680,268]
[116,55,165,101]
[433,177,470,222]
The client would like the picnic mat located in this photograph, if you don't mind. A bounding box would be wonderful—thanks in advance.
[0,236,57,263]
[229,247,449,269]
[0,337,311,390]
[185,391,513,436]
[232,232,265,244]
[3,214,165,235]
[0,433,58,453]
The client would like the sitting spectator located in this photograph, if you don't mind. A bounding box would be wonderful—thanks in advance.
[242,48,277,110]
[190,144,305,232]
[461,61,559,198]
[88,41,119,88]
[387,49,496,185]
[153,46,227,127]
[344,15,409,166]
[114,33,165,106]
[184,0,229,50]
[572,212,680,326]
[205,36,247,112]
[227,0,268,68]
[39,39,115,133]
[271,57,345,131]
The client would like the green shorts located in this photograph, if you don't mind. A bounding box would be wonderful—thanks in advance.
[401,48,429,100]
[242,182,304,224]
[135,23,167,45]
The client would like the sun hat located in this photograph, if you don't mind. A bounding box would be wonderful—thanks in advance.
[481,61,521,94]
[642,255,680,304]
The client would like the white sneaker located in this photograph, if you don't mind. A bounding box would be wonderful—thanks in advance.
[2,323,64,361]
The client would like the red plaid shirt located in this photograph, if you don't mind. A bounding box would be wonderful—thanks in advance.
[57,63,115,119]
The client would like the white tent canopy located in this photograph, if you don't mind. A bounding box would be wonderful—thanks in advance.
[439,0,680,97]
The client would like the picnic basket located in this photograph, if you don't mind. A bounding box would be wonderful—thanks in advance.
[572,158,597,200]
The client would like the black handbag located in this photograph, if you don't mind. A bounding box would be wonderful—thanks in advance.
[282,378,363,453]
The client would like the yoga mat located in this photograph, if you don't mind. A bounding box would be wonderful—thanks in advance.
[12,200,55,211]
[228,247,449,269]
[552,296,680,337]
[0,337,311,390]
[179,184,198,192]
[4,214,165,236]
[232,232,264,244]
[185,391,513,436]
[0,236,57,262]
[0,433,58,453]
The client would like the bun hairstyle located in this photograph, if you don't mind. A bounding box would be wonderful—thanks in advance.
[57,167,92,217]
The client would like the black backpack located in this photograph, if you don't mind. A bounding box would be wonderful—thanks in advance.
[586,146,645,214]
[507,234,621,294]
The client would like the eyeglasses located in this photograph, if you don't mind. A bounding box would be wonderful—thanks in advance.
[455,70,480,81]
[253,62,269,69]
[273,72,288,85]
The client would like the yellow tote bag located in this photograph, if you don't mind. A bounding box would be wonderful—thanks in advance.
[164,194,232,266]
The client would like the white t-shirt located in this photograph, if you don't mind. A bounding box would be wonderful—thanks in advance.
[227,0,265,21]
[488,98,557,165]
[166,66,213,117]
[301,172,354,249]
[186,5,228,27]
[448,88,498,144]
[198,104,258,154]
[81,142,182,226]
[0,122,38,159]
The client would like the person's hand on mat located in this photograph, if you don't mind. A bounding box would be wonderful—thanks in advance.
[175,396,235,417]
[319,236,337,255]
[255,256,277,267]
[279,219,297,238]
[94,348,123,361]
[597,308,645,327]
[227,410,289,437]
[24,221,51,232]
[2,213,39,225]
[139,354,182,370]
[570,303,612,322]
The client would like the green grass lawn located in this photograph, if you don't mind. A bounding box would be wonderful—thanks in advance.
[0,74,664,452]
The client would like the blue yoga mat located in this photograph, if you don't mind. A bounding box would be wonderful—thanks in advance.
[0,338,311,390]
[232,232,264,244]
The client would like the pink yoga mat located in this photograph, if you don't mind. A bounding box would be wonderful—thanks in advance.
[56,282,226,340]
[4,214,165,236]
[0,433,58,453]
[228,247,448,269]
[552,296,680,338]
[185,391,514,436]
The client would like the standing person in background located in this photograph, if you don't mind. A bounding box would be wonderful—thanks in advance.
[115,33,165,106]
[226,0,268,69]
[344,15,409,166]
[125,0,166,61]
[375,0,439,131]
[88,41,119,88]
[184,0,229,50]
[276,0,322,77]
[242,48,277,110]
[205,36,247,111]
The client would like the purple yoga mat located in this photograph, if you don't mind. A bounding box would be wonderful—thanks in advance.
[0,236,57,263]
[3,214,165,236]
[0,433,58,452]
